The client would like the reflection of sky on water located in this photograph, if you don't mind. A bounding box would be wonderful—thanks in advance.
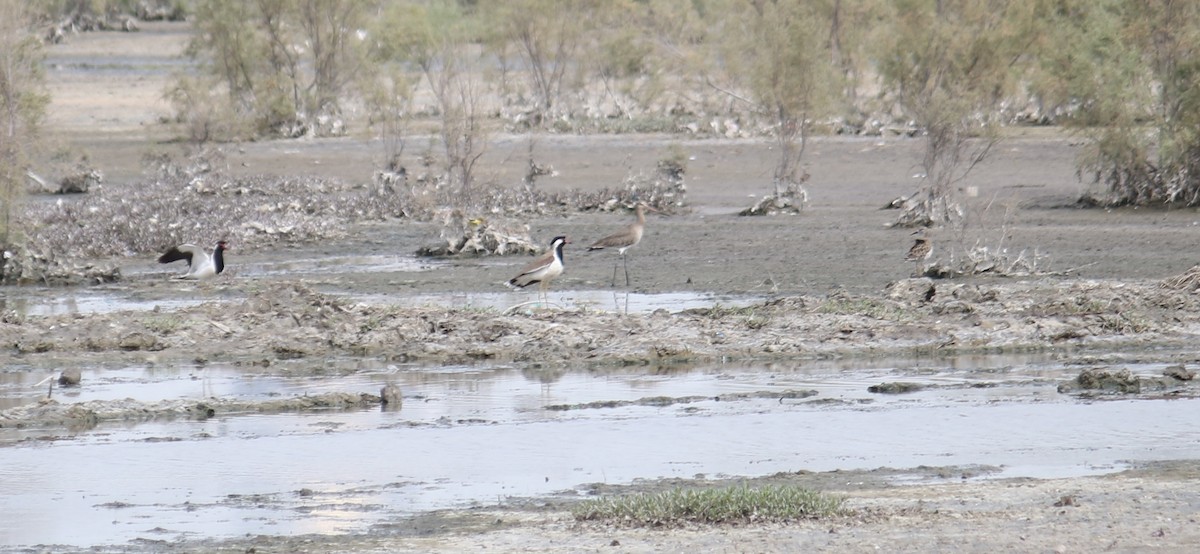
[1,247,752,318]
[0,294,203,317]
[347,289,764,314]
[0,283,761,317]
[2,356,1200,547]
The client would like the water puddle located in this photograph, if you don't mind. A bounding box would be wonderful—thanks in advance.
[349,289,764,314]
[0,293,204,317]
[245,254,442,277]
[0,253,441,317]
[2,355,1199,548]
[1,283,758,317]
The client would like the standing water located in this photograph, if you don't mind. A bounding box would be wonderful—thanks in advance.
[2,355,1199,548]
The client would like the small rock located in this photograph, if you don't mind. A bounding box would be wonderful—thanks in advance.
[380,384,402,408]
[118,332,158,351]
[867,382,924,394]
[885,278,936,305]
[57,168,103,194]
[58,368,82,386]
[190,403,216,419]
[932,300,973,314]
[1063,367,1140,393]
[951,285,982,302]
[1163,365,1195,381]
[1053,495,1078,507]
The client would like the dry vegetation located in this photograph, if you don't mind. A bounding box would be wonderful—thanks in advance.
[4,0,1200,284]
[3,146,685,283]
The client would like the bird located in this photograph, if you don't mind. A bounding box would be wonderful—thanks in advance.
[587,203,656,287]
[905,229,932,275]
[507,236,569,305]
[158,240,229,279]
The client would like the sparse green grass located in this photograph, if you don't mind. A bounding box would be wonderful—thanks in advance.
[1097,312,1153,334]
[693,304,774,329]
[357,306,418,333]
[143,315,185,334]
[816,297,907,320]
[573,483,845,526]
[697,304,760,319]
[745,314,772,330]
[1031,298,1112,316]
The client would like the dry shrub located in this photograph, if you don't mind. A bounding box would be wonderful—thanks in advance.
[924,243,1049,279]
[917,198,1052,279]
[416,211,537,257]
[1161,265,1200,292]
[410,156,687,256]
[739,182,807,216]
[0,242,120,286]
[5,149,416,284]
[5,147,690,282]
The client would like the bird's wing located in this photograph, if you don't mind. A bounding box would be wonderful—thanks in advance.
[588,224,636,250]
[509,250,556,287]
[158,244,202,265]
[905,240,929,261]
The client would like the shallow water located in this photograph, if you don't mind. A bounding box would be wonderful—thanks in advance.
[0,294,204,318]
[1,272,760,316]
[0,286,754,317]
[2,356,1199,548]
[350,289,763,314]
[0,246,693,317]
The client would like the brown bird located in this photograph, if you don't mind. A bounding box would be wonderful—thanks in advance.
[906,229,932,275]
[507,235,570,305]
[587,203,656,287]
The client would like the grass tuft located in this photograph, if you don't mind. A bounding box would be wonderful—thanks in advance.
[816,297,907,320]
[573,483,845,526]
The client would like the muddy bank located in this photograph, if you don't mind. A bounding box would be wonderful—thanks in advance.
[0,391,382,432]
[78,461,1200,553]
[6,275,1200,434]
[7,277,1200,368]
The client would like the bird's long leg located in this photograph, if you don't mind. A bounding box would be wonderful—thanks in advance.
[622,252,631,286]
[610,260,619,288]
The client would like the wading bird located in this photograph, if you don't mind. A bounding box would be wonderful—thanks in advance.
[906,229,932,276]
[587,203,656,286]
[507,236,569,305]
[158,240,229,280]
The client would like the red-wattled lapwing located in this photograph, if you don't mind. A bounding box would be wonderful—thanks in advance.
[906,229,932,276]
[158,240,229,280]
[507,236,569,305]
[588,203,656,287]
